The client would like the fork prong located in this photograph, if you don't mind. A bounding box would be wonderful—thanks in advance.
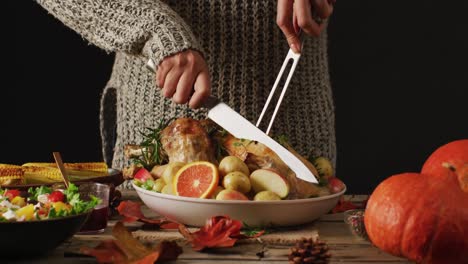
[257,49,302,135]
[265,50,301,135]
[256,53,291,128]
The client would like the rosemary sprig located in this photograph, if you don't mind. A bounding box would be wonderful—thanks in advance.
[242,222,275,236]
[207,126,229,161]
[131,118,174,170]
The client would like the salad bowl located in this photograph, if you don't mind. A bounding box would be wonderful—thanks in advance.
[0,183,102,258]
[133,182,346,227]
[0,212,90,257]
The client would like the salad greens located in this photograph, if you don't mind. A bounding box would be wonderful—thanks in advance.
[64,183,101,215]
[28,185,52,200]
[0,183,101,221]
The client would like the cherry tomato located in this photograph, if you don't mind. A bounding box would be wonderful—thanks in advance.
[4,189,21,200]
[48,191,65,202]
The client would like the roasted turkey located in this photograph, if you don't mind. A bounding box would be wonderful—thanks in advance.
[221,134,324,199]
[125,117,324,198]
[160,118,217,164]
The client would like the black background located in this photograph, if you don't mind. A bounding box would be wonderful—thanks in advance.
[7,1,468,194]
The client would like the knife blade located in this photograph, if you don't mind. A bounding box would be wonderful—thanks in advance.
[205,96,318,183]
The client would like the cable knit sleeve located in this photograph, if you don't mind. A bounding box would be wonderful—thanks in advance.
[36,0,202,69]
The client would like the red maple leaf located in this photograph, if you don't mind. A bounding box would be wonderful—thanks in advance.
[331,196,368,213]
[117,200,178,228]
[179,216,264,251]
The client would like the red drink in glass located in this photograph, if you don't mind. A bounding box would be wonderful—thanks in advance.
[77,183,110,234]
[79,205,109,233]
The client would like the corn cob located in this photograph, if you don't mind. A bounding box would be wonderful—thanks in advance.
[0,164,22,168]
[0,167,25,186]
[21,163,54,168]
[22,166,62,183]
[22,162,108,172]
[22,163,109,181]
[63,162,108,172]
[0,162,109,185]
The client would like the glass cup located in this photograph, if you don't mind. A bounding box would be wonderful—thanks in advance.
[343,209,368,240]
[77,182,110,234]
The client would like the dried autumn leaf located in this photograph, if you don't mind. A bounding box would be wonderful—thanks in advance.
[179,216,264,251]
[112,221,154,261]
[159,222,180,229]
[117,200,145,222]
[117,200,177,227]
[81,240,127,263]
[81,221,182,264]
[154,241,183,262]
[332,197,368,213]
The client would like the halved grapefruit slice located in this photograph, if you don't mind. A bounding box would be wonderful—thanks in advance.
[173,161,219,198]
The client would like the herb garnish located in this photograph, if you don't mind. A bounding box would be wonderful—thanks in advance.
[242,222,273,236]
[206,125,229,160]
[132,118,173,170]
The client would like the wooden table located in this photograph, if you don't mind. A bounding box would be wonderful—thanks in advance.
[5,192,410,264]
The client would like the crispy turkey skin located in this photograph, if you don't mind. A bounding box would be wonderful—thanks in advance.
[222,134,322,199]
[160,118,217,164]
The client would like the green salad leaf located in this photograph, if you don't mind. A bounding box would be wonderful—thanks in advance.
[64,183,101,215]
[48,207,57,218]
[48,207,70,218]
[1,183,102,221]
[28,185,52,200]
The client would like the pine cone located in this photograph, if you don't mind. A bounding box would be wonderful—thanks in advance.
[288,237,331,264]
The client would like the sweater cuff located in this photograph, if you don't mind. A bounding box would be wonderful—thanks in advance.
[142,23,203,73]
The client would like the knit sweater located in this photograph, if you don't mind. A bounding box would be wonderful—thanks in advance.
[37,0,336,182]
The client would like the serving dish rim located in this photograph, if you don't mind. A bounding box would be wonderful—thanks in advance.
[132,181,346,205]
[0,210,91,224]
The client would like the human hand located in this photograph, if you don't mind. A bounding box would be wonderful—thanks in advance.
[277,0,335,53]
[156,49,211,109]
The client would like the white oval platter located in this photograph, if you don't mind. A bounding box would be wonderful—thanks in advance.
[133,182,346,227]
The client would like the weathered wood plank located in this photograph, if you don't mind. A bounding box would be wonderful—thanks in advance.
[165,261,407,264]
[61,234,407,263]
[58,242,409,263]
[257,243,410,263]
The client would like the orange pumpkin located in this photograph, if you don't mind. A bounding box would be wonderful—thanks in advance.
[422,139,468,177]
[422,139,468,192]
[364,140,468,264]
